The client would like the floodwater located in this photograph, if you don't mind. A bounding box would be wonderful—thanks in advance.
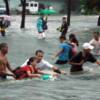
[0,15,100,100]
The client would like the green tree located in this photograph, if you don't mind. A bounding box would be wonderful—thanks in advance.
[80,0,100,14]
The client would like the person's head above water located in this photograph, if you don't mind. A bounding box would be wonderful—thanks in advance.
[35,50,44,62]
[27,57,37,66]
[92,31,100,40]
[59,36,66,43]
[62,15,67,19]
[0,43,8,54]
[62,15,67,22]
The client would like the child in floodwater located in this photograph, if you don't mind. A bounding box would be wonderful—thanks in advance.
[13,57,43,80]
[14,57,57,80]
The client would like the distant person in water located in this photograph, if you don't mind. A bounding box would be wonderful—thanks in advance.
[68,43,100,73]
[89,32,100,56]
[21,50,66,74]
[37,14,46,39]
[0,43,15,80]
[57,15,68,38]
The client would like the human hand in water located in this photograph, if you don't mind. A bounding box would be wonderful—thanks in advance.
[52,73,59,77]
[61,70,67,75]
[33,74,41,78]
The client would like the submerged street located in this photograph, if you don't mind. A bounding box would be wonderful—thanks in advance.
[0,15,100,100]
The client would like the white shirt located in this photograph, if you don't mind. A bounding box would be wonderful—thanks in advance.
[89,38,100,55]
[21,59,53,70]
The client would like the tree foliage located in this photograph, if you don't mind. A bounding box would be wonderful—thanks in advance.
[80,0,100,14]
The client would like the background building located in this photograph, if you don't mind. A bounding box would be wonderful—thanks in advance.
[0,0,80,14]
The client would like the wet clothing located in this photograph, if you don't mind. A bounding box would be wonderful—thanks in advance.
[37,17,44,33]
[37,17,48,33]
[71,42,78,56]
[89,38,100,55]
[56,42,72,65]
[43,20,48,30]
[55,60,67,64]
[37,59,53,70]
[0,73,7,80]
[37,17,46,39]
[60,21,68,36]
[70,51,97,72]
[0,19,5,37]
[21,59,53,70]
[13,65,38,79]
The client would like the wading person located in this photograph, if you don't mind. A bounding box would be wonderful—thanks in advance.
[14,57,47,80]
[53,36,72,65]
[37,14,46,39]
[57,15,68,38]
[68,43,100,74]
[14,56,58,80]
[22,50,66,74]
[0,43,15,80]
[69,34,79,57]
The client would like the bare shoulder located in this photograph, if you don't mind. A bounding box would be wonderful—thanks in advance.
[0,55,8,64]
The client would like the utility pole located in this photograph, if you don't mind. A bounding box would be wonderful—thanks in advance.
[67,0,71,26]
[20,0,26,28]
[3,0,10,15]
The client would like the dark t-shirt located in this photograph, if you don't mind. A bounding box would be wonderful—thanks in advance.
[61,22,68,34]
[70,51,97,72]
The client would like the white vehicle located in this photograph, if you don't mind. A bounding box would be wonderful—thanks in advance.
[17,1,39,14]
[0,5,6,14]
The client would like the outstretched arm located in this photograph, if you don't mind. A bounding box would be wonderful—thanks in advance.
[26,71,41,78]
[52,48,63,59]
[52,66,66,74]
[68,60,84,66]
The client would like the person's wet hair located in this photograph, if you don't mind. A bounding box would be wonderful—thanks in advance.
[69,34,75,39]
[35,50,44,55]
[59,36,66,40]
[69,34,79,46]
[27,57,37,65]
[0,43,7,50]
